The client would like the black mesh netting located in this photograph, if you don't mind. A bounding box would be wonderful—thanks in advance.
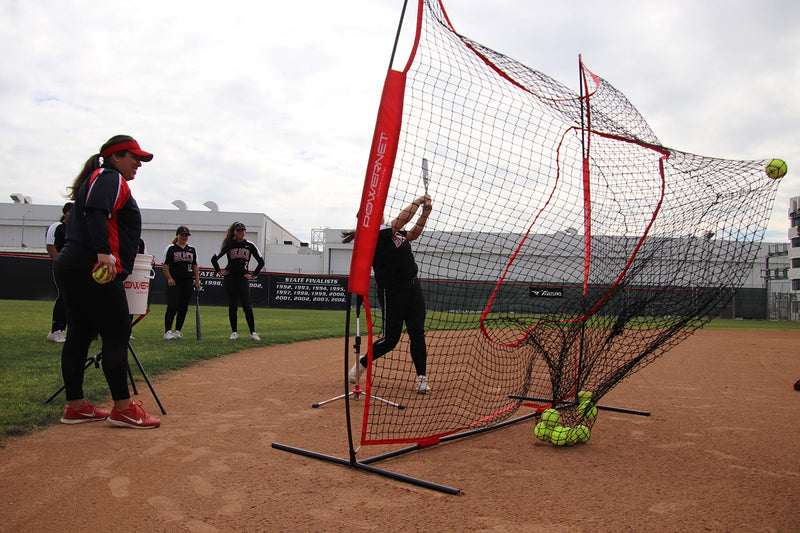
[356,0,781,446]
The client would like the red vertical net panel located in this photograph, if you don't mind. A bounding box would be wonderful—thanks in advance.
[351,0,782,446]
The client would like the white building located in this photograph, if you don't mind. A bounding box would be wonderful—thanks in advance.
[0,199,318,273]
[1,197,796,297]
[789,196,800,292]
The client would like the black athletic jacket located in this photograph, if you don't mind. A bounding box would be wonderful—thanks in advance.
[56,165,141,276]
[372,225,418,288]
[211,239,264,277]
[162,243,198,281]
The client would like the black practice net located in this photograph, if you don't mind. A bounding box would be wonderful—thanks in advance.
[349,0,783,447]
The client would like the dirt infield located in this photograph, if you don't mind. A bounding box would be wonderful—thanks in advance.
[1,329,799,532]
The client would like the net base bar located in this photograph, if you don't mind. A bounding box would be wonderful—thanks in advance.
[271,442,460,495]
[509,395,651,417]
[360,410,540,465]
[272,410,543,495]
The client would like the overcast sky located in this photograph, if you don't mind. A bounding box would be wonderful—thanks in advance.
[1,0,797,243]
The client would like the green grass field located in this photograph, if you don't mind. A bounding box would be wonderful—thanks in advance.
[0,300,353,440]
[1,299,798,440]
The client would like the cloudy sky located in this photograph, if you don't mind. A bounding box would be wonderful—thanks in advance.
[1,0,798,243]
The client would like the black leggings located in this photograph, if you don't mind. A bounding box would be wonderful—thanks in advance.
[361,279,427,376]
[224,275,255,333]
[50,266,66,331]
[55,263,132,402]
[165,278,193,332]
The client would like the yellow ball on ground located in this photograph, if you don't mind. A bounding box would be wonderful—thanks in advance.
[550,426,569,446]
[565,427,579,445]
[570,425,591,444]
[578,401,597,420]
[541,408,560,427]
[534,422,552,442]
[765,158,787,180]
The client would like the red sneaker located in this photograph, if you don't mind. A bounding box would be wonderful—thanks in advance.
[108,401,161,429]
[60,401,110,424]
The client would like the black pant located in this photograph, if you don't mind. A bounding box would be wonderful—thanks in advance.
[55,263,132,402]
[224,275,255,333]
[362,278,427,376]
[165,278,193,332]
[50,266,66,331]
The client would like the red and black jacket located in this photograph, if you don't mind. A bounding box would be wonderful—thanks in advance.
[56,165,142,276]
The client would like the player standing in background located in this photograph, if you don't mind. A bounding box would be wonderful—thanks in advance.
[211,222,264,341]
[161,226,200,340]
[45,202,73,343]
[55,134,160,429]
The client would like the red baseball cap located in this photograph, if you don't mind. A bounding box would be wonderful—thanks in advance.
[100,139,153,162]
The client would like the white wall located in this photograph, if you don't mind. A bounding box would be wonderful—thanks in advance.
[0,202,309,270]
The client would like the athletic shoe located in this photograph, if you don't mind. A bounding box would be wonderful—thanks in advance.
[108,401,160,429]
[173,330,184,339]
[230,332,238,340]
[60,401,110,424]
[163,331,175,340]
[57,330,67,342]
[415,375,431,394]
[47,330,65,343]
[250,332,261,341]
[349,360,366,384]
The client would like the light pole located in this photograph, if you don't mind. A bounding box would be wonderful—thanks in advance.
[20,214,27,248]
[10,193,32,248]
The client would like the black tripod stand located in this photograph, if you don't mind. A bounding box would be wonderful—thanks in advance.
[43,311,166,415]
[312,295,404,410]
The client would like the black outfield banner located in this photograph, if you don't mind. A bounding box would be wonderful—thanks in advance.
[0,254,348,310]
[195,269,269,307]
[268,274,348,310]
[0,254,757,318]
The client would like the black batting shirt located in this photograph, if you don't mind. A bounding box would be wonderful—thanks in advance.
[372,225,418,288]
[161,243,198,281]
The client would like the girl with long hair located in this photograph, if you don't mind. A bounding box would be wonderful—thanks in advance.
[210,222,265,341]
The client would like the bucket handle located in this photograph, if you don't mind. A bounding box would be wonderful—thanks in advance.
[132,267,156,279]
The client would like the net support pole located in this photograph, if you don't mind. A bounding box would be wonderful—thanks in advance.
[509,395,651,417]
[271,442,460,495]
[273,409,545,495]
[387,0,410,70]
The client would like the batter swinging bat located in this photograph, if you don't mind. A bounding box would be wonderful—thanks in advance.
[422,158,429,194]
[195,286,202,340]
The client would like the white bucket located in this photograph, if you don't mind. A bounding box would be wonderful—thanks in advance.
[124,254,155,314]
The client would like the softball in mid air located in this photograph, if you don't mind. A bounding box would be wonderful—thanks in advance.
[765,158,787,180]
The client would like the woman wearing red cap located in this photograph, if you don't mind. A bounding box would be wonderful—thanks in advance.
[211,221,265,341]
[54,134,160,429]
[161,226,200,340]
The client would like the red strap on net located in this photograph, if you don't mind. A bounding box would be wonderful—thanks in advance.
[348,69,406,296]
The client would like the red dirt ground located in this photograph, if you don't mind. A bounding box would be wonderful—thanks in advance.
[1,329,798,532]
